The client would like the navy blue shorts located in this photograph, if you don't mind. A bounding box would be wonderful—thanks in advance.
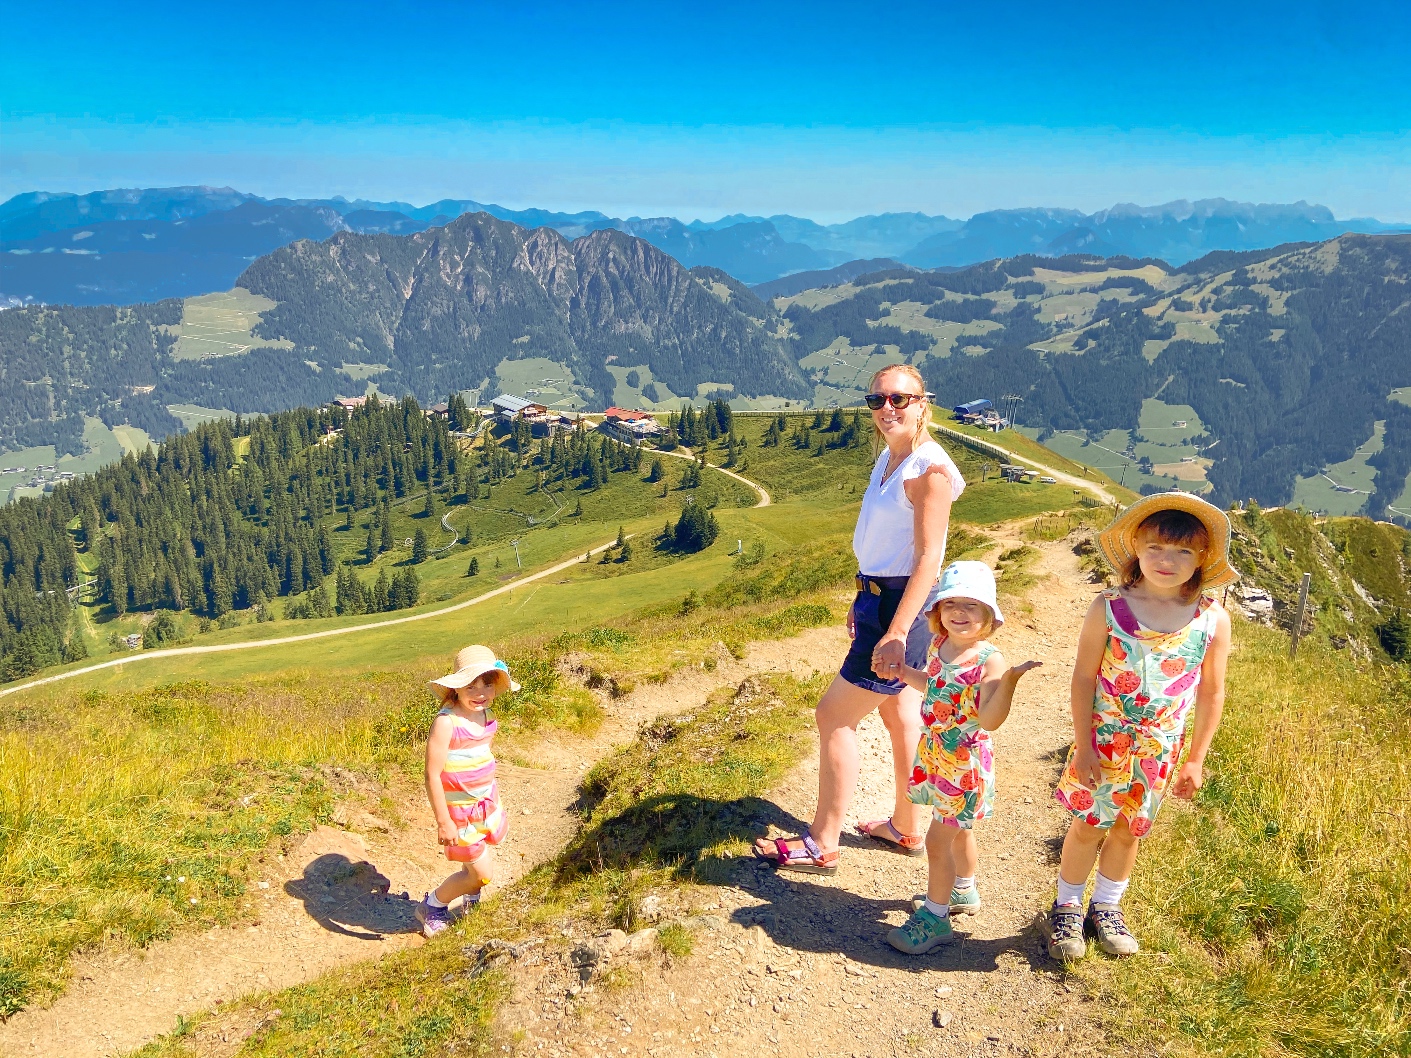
[839,586,932,695]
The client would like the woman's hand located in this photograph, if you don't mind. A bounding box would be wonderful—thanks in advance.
[871,632,907,679]
[437,817,459,846]
[1169,759,1204,800]
[1072,741,1104,790]
[847,601,857,640]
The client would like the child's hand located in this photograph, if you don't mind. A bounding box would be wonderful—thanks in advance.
[1072,742,1104,790]
[1170,760,1204,800]
[1009,660,1042,679]
[437,818,459,846]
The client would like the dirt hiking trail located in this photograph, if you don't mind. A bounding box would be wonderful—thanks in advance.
[489,528,1108,1058]
[2,528,1108,1058]
[0,628,844,1058]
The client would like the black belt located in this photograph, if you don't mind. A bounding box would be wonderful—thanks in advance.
[856,573,910,595]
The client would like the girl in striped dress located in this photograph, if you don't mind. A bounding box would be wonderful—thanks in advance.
[415,645,517,938]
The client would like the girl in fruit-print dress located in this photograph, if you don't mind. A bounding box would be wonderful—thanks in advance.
[1042,492,1234,962]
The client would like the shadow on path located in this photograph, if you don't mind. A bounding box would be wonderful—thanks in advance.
[284,853,421,940]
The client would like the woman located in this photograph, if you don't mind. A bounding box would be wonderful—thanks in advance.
[754,364,965,874]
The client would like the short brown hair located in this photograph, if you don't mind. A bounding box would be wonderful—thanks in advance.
[1120,509,1210,601]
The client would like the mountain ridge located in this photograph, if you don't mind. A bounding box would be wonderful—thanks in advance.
[5,187,1406,307]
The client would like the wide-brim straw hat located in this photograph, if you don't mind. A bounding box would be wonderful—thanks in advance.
[429,644,520,699]
[929,559,1005,629]
[1097,491,1239,590]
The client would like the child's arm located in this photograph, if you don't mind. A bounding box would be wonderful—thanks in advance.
[1069,595,1111,789]
[897,663,931,695]
[1170,605,1232,800]
[975,651,1042,731]
[424,714,458,847]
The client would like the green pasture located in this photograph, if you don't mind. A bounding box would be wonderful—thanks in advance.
[2,417,149,504]
[493,356,591,410]
[166,404,235,431]
[170,288,291,361]
[1290,420,1382,516]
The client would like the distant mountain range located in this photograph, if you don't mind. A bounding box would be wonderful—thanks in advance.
[5,207,1411,519]
[3,186,1406,306]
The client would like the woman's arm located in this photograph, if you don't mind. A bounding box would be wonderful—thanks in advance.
[1068,596,1110,788]
[871,469,954,678]
[424,714,458,846]
[1170,605,1231,800]
[975,651,1043,731]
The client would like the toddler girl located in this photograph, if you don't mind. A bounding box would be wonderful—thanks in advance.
[415,644,517,938]
[1044,493,1233,959]
[887,561,1040,953]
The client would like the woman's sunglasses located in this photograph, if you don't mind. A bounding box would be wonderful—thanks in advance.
[864,391,933,410]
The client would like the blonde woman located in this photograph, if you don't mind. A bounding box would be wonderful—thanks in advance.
[754,365,965,874]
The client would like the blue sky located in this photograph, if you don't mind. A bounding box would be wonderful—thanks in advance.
[4,0,1409,220]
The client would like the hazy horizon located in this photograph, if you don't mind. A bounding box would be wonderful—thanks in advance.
[4,1,1409,221]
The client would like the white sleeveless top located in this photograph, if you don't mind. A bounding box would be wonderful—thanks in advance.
[852,439,966,580]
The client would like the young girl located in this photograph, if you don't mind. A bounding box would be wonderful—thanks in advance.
[415,644,518,938]
[887,561,1041,954]
[1044,493,1233,960]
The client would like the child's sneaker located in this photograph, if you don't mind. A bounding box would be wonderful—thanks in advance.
[887,906,957,954]
[1042,902,1087,961]
[948,884,982,915]
[415,895,453,938]
[1085,902,1139,956]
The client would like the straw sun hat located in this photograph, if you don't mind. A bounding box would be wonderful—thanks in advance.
[429,645,521,700]
[1097,491,1239,590]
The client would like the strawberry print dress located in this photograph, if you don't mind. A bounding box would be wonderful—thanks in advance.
[907,635,998,829]
[1055,589,1219,834]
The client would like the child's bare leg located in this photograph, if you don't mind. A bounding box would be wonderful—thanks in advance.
[924,821,958,904]
[1095,817,1139,882]
[951,828,978,882]
[435,848,494,904]
[1057,816,1104,896]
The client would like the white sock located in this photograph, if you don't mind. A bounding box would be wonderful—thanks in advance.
[923,897,950,917]
[953,875,975,891]
[1056,877,1087,908]
[1091,872,1129,907]
[426,891,448,909]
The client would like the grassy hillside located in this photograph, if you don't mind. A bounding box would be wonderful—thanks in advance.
[0,413,1089,1017]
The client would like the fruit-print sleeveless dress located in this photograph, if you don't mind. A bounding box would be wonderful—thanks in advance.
[1054,589,1219,835]
[438,707,508,863]
[907,636,998,829]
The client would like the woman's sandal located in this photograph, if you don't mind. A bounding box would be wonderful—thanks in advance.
[751,832,840,875]
[855,817,926,856]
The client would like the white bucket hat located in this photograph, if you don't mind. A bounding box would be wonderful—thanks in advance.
[429,644,521,700]
[930,560,1004,629]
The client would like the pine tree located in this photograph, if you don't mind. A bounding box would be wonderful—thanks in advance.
[380,505,394,553]
[412,527,428,564]
[468,556,480,577]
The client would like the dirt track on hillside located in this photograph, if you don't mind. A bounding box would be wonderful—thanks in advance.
[1,504,1112,1058]
[491,529,1108,1058]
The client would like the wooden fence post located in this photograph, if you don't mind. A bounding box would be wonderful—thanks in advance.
[1289,572,1312,658]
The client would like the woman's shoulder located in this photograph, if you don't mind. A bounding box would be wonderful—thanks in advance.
[904,439,964,486]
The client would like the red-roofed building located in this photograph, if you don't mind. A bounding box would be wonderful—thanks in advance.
[599,407,663,445]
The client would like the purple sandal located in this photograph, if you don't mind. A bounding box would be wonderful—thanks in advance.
[751,832,840,875]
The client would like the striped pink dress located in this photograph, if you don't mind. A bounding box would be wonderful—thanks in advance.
[438,707,507,863]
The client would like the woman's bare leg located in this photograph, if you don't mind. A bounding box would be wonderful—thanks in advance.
[877,684,926,837]
[808,675,891,851]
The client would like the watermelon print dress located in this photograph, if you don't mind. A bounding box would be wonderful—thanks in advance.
[1054,589,1219,835]
[907,636,998,829]
[437,707,508,863]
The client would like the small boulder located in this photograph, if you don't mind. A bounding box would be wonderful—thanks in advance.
[596,928,629,955]
[933,1009,953,1029]
[627,927,658,954]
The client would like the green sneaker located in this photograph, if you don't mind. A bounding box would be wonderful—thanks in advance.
[887,906,957,955]
[948,884,982,915]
